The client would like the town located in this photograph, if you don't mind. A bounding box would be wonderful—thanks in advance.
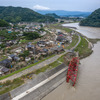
[0,1,100,100]
[0,22,75,76]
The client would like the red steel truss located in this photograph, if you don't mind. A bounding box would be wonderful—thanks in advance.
[66,57,79,86]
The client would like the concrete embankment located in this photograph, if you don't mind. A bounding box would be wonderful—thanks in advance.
[0,30,81,100]
[0,63,68,100]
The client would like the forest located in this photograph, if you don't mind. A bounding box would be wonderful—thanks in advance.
[80,8,100,27]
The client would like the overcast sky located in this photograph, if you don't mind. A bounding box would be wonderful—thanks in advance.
[0,0,100,12]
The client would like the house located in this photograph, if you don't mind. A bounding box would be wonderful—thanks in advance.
[57,35,68,43]
[0,65,9,75]
[32,48,39,55]
[8,29,13,33]
[37,41,46,47]
[26,44,34,51]
[0,42,3,45]
[15,48,22,54]
[0,65,4,75]
[6,40,17,47]
[45,41,54,46]
[0,59,11,68]
[11,40,17,44]
[6,42,11,47]
[57,36,63,41]
[40,48,48,55]
[50,46,64,54]
[8,54,16,61]
[8,54,20,61]
[17,33,23,36]
[67,36,72,43]
[14,56,20,61]
[39,31,46,36]
[25,57,31,62]
[57,47,64,52]
[50,47,58,53]
[42,48,48,53]
[26,42,34,51]
[15,29,20,32]
[57,32,64,35]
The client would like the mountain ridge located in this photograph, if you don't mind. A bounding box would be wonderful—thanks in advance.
[0,6,56,23]
[80,8,100,27]
[36,10,91,17]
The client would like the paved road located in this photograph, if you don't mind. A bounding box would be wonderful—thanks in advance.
[0,51,67,82]
[0,35,81,83]
[71,34,81,50]
[12,65,68,100]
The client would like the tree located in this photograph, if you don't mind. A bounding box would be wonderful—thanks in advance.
[0,44,6,49]
[0,6,56,23]
[19,50,29,58]
[80,8,100,27]
[23,32,40,40]
[0,19,9,27]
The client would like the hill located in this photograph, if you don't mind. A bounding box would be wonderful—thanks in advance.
[36,10,91,17]
[80,8,100,27]
[0,6,55,23]
[45,13,60,18]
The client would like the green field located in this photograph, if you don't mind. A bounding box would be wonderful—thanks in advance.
[75,37,93,59]
[66,35,79,49]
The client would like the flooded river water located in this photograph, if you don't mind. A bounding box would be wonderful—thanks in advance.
[42,23,100,100]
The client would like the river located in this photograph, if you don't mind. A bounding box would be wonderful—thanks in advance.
[42,23,100,100]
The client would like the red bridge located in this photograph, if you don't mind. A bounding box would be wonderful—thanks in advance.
[66,57,79,86]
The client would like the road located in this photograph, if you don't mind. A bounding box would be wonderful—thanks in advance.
[0,52,65,82]
[11,35,81,100]
[0,34,81,83]
[12,67,68,100]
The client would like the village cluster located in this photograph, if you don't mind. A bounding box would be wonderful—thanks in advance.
[0,22,74,76]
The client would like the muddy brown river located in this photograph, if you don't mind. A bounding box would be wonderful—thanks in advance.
[42,23,100,100]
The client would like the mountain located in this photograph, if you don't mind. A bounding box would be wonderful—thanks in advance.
[45,13,60,18]
[0,6,56,23]
[36,10,91,17]
[80,8,100,27]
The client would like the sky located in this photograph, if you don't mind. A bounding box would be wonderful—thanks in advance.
[0,0,100,12]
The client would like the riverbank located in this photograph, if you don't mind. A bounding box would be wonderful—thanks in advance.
[0,23,93,97]
[41,23,100,100]
[42,39,100,100]
[11,34,93,100]
[75,36,93,59]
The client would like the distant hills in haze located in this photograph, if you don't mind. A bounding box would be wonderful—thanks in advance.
[80,8,100,27]
[36,10,91,17]
[0,6,56,23]
[0,6,96,25]
[45,13,60,18]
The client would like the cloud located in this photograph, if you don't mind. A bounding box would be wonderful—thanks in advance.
[33,5,50,10]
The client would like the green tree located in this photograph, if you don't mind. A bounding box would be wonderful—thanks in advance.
[0,19,9,27]
[80,8,100,27]
[19,50,29,58]
[0,6,56,23]
[23,32,40,40]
